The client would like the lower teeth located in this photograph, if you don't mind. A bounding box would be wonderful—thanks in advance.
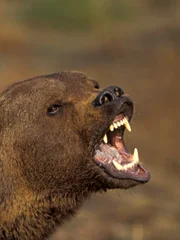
[112,148,139,171]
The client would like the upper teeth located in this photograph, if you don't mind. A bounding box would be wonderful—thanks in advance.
[110,125,114,131]
[110,117,131,133]
[103,116,131,144]
[124,117,131,132]
[103,134,108,144]
[112,148,139,171]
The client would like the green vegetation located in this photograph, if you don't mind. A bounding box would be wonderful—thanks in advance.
[21,0,132,30]
[105,0,132,21]
[22,0,94,30]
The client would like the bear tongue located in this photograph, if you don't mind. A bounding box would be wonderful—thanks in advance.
[107,129,128,156]
[113,135,125,153]
[113,135,132,164]
[102,128,133,164]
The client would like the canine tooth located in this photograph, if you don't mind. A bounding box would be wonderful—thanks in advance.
[127,161,134,168]
[112,160,123,171]
[124,160,136,170]
[114,123,118,129]
[110,125,114,131]
[132,148,139,163]
[124,117,131,132]
[103,134,108,144]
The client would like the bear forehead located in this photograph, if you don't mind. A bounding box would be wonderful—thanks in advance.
[1,72,96,104]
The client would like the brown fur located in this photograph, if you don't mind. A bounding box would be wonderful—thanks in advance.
[0,72,142,239]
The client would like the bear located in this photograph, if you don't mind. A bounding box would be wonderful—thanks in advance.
[0,71,150,240]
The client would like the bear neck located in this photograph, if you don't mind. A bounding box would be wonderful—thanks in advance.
[0,185,92,240]
[0,141,105,239]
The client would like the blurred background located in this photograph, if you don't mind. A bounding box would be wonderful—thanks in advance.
[0,0,180,239]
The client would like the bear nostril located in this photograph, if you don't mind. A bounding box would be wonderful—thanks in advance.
[114,87,124,97]
[101,93,113,104]
[94,84,99,89]
[93,86,125,107]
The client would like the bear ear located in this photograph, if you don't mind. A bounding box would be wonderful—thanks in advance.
[88,79,100,89]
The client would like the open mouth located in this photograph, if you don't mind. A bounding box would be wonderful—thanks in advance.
[94,104,150,183]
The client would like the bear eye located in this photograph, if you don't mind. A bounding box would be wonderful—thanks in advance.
[47,104,62,115]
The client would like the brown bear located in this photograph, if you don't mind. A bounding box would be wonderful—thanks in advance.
[0,71,150,240]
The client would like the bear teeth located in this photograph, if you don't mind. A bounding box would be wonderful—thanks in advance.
[112,148,139,171]
[103,117,131,144]
[109,117,131,133]
[103,134,108,144]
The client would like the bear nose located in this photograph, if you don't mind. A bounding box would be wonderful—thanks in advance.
[93,86,124,106]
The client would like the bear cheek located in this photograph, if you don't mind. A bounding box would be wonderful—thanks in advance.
[76,107,104,139]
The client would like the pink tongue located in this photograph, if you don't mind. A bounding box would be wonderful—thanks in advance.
[114,135,132,162]
[114,135,125,153]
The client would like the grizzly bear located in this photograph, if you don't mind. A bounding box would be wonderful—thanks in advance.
[0,71,150,239]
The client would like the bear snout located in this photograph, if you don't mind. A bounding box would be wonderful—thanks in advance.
[93,86,124,107]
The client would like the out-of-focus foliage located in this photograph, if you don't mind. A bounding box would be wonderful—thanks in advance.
[148,0,178,10]
[22,0,94,30]
[19,0,135,30]
[105,0,133,21]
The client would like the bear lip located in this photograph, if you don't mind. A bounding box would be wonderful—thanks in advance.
[93,107,150,183]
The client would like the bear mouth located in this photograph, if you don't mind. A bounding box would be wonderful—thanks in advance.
[94,104,150,183]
